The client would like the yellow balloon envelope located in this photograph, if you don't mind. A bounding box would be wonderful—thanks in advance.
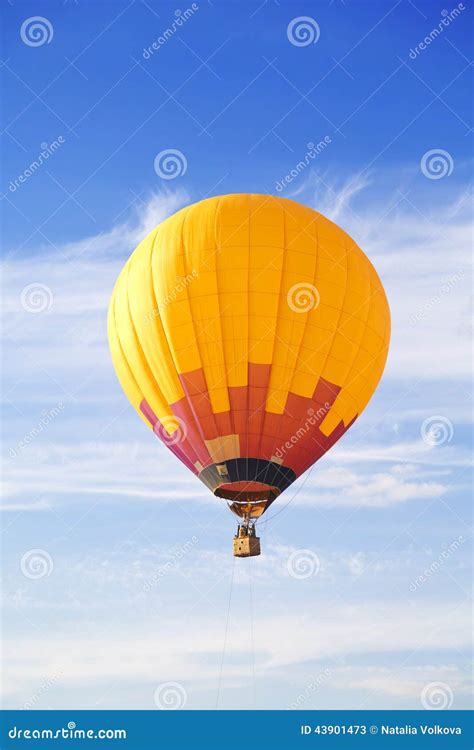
[108,194,390,553]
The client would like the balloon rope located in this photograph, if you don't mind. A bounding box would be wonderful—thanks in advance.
[257,464,317,531]
[248,556,256,708]
[215,555,235,709]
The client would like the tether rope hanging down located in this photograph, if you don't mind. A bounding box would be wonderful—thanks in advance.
[248,555,256,708]
[215,555,235,709]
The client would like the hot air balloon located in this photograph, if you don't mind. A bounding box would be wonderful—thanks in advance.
[108,194,390,557]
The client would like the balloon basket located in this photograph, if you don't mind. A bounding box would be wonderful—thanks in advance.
[233,523,261,558]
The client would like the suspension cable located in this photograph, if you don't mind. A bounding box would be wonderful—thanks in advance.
[248,555,256,708]
[215,555,235,708]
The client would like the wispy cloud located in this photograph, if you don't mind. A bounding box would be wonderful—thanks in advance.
[2,600,470,708]
[296,173,472,380]
[2,437,468,511]
[2,177,471,514]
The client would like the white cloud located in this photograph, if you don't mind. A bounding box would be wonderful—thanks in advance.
[2,600,470,708]
[299,174,472,380]
[331,664,471,703]
[1,184,471,518]
[3,181,472,393]
[2,437,465,511]
[294,468,448,508]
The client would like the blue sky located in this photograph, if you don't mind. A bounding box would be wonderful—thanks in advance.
[1,0,472,711]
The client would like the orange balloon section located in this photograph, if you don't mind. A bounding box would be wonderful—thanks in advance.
[108,194,390,524]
